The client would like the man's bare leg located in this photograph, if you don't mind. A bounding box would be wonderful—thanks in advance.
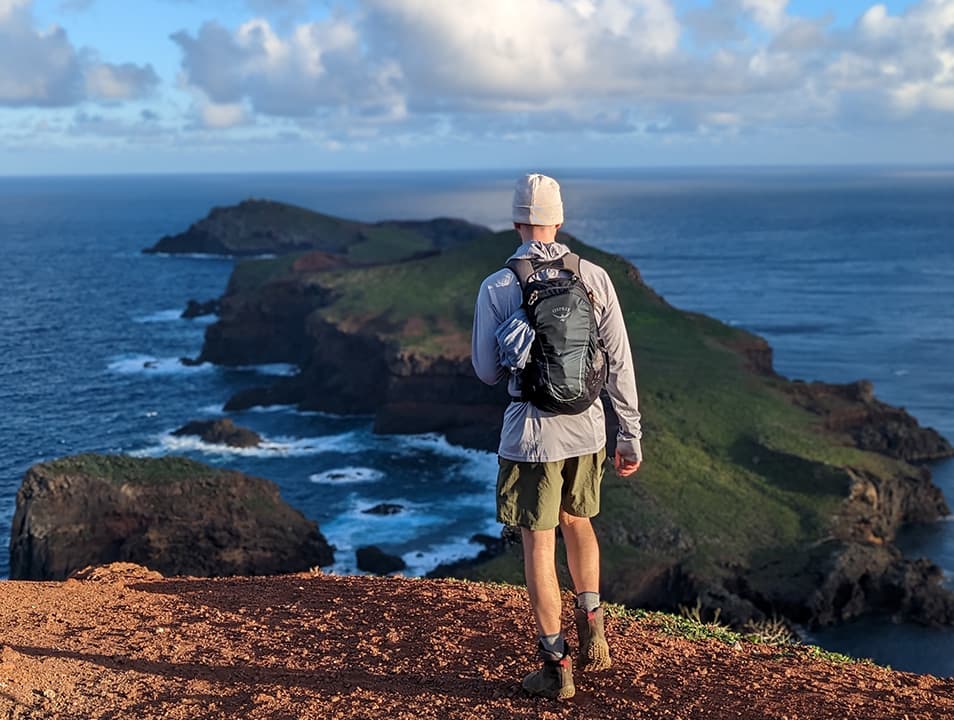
[559,511,599,595]
[560,511,612,670]
[520,526,575,699]
[521,527,562,637]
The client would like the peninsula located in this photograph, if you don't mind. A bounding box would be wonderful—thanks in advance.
[151,199,953,631]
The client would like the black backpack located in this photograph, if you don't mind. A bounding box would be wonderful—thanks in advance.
[506,253,608,414]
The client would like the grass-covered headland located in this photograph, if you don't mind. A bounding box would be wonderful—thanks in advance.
[164,200,954,630]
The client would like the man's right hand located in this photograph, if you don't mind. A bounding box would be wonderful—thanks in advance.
[614,449,641,477]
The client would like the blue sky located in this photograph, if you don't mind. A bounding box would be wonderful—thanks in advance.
[2,0,951,174]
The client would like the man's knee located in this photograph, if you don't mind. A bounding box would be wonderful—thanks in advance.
[521,526,556,552]
[559,509,591,529]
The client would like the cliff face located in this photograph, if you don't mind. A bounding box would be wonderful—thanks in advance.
[9,454,334,580]
[157,203,954,629]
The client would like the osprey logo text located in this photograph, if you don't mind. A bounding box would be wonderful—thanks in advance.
[551,306,572,322]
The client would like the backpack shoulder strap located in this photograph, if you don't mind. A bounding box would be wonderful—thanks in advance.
[561,252,581,277]
[505,258,536,289]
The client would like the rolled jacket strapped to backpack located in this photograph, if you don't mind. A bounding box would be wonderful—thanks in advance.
[495,308,536,372]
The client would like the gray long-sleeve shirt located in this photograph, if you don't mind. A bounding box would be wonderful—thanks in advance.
[472,240,643,463]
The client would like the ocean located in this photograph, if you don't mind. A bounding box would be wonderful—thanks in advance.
[1,168,952,676]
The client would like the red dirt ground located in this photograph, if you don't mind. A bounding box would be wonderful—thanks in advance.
[0,563,951,720]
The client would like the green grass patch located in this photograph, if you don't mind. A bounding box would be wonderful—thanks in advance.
[37,454,225,486]
[228,254,301,295]
[805,644,873,666]
[345,226,435,265]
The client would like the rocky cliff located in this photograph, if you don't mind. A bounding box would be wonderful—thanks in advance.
[9,454,334,580]
[155,203,954,630]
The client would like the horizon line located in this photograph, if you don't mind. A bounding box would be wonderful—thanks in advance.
[3,162,954,181]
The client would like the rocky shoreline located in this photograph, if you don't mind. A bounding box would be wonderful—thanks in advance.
[38,198,950,635]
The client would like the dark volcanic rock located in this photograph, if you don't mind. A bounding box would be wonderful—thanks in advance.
[9,454,334,580]
[200,278,327,367]
[789,380,954,463]
[752,540,954,627]
[361,503,404,516]
[356,546,406,575]
[172,419,262,448]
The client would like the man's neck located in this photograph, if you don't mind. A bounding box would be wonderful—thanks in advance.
[516,224,560,244]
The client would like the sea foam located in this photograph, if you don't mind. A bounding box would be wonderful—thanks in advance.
[309,467,385,485]
[131,429,365,458]
[107,354,213,375]
[134,309,186,323]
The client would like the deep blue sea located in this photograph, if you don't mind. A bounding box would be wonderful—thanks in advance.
[2,168,952,676]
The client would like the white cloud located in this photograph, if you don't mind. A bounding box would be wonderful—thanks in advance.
[172,14,405,126]
[741,0,789,31]
[84,61,159,101]
[0,0,158,107]
[199,99,248,128]
[159,0,954,141]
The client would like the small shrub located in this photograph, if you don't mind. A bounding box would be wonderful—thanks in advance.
[743,614,797,645]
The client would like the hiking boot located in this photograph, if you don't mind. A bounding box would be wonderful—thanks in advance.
[521,644,575,700]
[574,606,612,671]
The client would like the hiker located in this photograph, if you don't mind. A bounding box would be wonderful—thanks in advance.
[471,173,642,700]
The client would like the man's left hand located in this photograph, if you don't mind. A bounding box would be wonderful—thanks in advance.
[614,449,641,477]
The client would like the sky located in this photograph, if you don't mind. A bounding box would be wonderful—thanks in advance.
[1,0,952,174]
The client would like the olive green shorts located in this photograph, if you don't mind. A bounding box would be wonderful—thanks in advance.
[496,448,607,531]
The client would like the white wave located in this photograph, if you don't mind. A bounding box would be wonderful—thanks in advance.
[134,309,184,323]
[392,432,497,468]
[309,467,385,485]
[107,354,213,375]
[234,403,369,420]
[243,403,296,413]
[130,429,365,458]
[149,252,236,260]
[131,308,215,325]
[233,363,299,377]
[198,404,226,415]
[155,251,278,261]
[401,535,490,577]
[322,488,498,577]
[893,369,910,377]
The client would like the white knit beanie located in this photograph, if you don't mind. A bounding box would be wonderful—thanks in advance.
[512,173,564,226]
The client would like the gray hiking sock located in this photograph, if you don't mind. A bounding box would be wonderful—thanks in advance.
[576,591,600,613]
[538,632,565,661]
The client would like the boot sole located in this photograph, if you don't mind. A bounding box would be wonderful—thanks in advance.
[578,637,612,672]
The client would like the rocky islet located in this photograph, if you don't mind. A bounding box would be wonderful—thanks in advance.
[9,454,334,580]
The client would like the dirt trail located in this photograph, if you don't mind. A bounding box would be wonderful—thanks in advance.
[0,563,950,720]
